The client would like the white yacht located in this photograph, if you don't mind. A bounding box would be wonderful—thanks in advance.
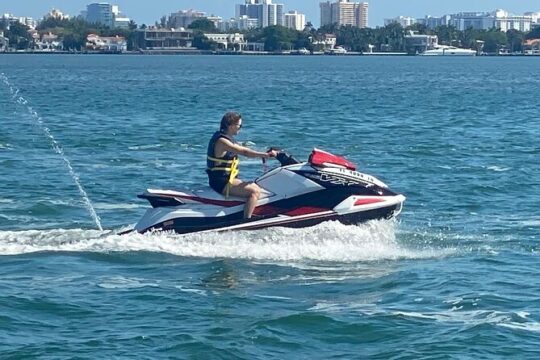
[327,46,347,55]
[421,45,476,56]
[292,47,310,55]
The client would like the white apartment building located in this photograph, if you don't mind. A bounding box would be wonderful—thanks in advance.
[446,9,533,32]
[384,16,416,27]
[495,16,533,32]
[219,16,259,31]
[417,15,451,29]
[168,9,206,29]
[18,17,37,29]
[114,17,130,29]
[85,3,130,28]
[1,13,36,29]
[236,0,284,28]
[320,1,369,28]
[450,12,494,31]
[44,8,70,20]
[524,12,540,23]
[284,11,306,31]
[206,16,223,29]
[492,10,533,32]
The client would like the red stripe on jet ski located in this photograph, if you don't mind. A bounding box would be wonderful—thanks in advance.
[284,206,329,216]
[354,198,385,206]
[253,205,283,216]
[154,193,244,207]
[182,196,244,207]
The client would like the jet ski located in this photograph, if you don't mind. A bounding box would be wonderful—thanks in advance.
[131,148,405,234]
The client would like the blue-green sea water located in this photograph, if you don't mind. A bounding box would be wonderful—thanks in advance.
[0,55,539,358]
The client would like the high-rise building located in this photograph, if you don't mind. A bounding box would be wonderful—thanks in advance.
[85,3,130,28]
[86,3,114,27]
[384,16,416,28]
[493,9,533,32]
[524,12,540,23]
[219,16,259,31]
[236,0,284,28]
[416,9,533,32]
[357,2,368,28]
[45,8,70,20]
[284,11,306,31]
[417,15,451,30]
[319,1,369,28]
[320,2,332,27]
[168,9,206,29]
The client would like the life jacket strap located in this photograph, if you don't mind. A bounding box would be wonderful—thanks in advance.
[207,156,234,165]
[225,158,240,198]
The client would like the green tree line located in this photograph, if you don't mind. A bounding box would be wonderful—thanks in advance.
[0,17,138,50]
[188,19,540,53]
[3,16,540,53]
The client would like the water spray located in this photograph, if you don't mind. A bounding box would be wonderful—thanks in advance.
[0,72,103,231]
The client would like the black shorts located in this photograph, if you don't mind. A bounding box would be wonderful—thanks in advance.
[208,175,229,194]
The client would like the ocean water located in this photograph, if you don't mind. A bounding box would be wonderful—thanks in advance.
[0,55,539,358]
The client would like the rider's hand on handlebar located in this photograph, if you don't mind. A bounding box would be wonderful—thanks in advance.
[267,150,278,158]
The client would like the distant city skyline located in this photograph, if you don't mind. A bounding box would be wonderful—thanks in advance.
[3,0,540,27]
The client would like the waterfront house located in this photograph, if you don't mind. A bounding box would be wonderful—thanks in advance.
[0,31,8,52]
[404,31,439,54]
[33,32,63,51]
[134,27,194,51]
[312,34,337,52]
[204,33,246,51]
[523,38,540,55]
[86,34,127,52]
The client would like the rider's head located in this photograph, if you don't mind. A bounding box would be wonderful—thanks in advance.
[220,112,242,133]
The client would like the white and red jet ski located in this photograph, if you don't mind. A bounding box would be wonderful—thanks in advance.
[132,149,405,234]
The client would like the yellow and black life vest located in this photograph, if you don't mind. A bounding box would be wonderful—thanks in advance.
[206,131,239,197]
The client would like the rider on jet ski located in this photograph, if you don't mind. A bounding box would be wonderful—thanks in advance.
[207,112,278,219]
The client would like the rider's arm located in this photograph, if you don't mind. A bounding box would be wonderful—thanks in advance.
[217,138,276,158]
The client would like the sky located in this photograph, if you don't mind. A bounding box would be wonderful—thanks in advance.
[3,1,540,27]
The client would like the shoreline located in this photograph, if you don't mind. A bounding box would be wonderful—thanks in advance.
[0,50,538,57]
[0,50,403,56]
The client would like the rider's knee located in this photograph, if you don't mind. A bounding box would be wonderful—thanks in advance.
[249,184,261,199]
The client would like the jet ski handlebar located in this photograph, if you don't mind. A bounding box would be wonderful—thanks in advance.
[264,147,300,166]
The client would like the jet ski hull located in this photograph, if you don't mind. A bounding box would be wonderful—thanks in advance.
[137,201,403,234]
[131,149,406,235]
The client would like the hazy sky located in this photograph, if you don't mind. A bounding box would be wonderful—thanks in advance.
[3,1,539,27]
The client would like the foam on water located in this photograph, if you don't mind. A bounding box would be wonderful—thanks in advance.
[486,165,511,172]
[92,202,147,210]
[520,219,540,227]
[128,144,163,150]
[0,221,456,262]
[310,301,540,333]
[96,276,161,289]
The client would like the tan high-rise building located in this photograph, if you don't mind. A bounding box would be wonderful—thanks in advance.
[320,0,369,28]
[284,10,306,31]
[357,2,368,28]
